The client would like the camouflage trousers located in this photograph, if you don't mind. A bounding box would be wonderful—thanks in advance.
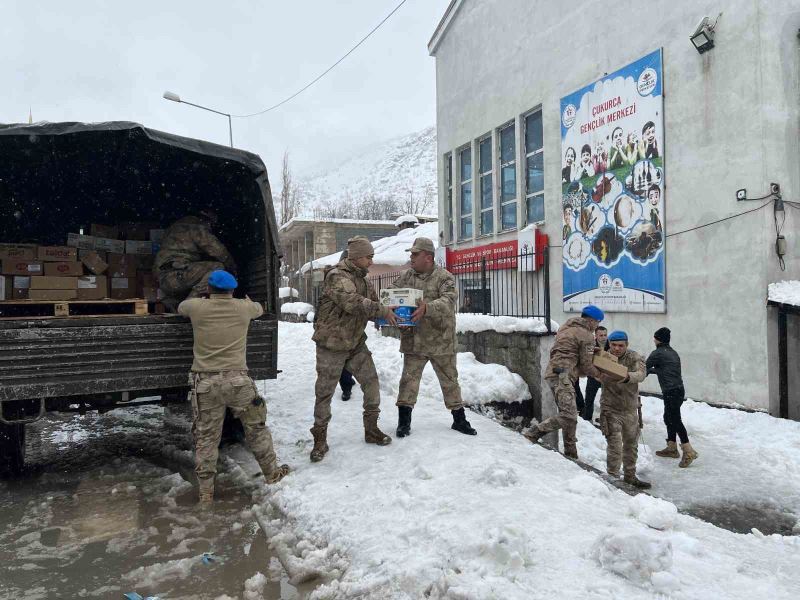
[314,341,381,428]
[160,261,225,304]
[396,353,463,410]
[537,373,578,454]
[190,370,278,493]
[600,409,639,477]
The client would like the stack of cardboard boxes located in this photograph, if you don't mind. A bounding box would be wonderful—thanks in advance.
[0,223,164,302]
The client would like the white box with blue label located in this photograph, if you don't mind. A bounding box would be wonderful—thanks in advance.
[377,287,423,327]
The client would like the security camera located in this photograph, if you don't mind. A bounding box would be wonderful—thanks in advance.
[736,189,747,201]
[691,16,711,37]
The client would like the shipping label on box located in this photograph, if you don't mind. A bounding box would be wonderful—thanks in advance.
[2,260,43,275]
[593,351,629,380]
[94,237,126,254]
[0,275,11,300]
[66,233,97,250]
[379,287,424,307]
[77,275,108,300]
[44,261,84,277]
[90,223,119,239]
[80,250,108,275]
[29,289,78,301]
[125,240,153,255]
[110,277,136,299]
[107,253,138,277]
[38,246,78,262]
[30,276,78,290]
[0,244,38,261]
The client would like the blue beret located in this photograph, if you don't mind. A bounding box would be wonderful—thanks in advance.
[581,304,604,321]
[208,270,238,290]
[608,330,628,342]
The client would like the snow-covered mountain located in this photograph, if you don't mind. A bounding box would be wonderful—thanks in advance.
[297,126,437,219]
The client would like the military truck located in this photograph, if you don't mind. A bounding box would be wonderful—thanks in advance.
[0,122,281,476]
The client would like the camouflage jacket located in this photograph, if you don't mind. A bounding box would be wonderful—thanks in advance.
[390,266,457,355]
[312,259,389,351]
[544,317,603,380]
[599,350,646,413]
[154,216,236,273]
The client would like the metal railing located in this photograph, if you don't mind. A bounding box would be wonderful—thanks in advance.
[367,247,551,330]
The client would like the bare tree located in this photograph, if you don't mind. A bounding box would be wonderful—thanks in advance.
[278,151,302,225]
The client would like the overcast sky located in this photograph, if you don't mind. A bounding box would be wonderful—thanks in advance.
[3,0,449,180]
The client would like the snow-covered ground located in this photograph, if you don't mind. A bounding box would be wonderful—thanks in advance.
[768,279,800,306]
[253,323,800,599]
[456,314,557,334]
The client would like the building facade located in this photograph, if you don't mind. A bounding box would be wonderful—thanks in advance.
[430,0,800,414]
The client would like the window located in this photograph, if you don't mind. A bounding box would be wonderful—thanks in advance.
[478,136,493,235]
[459,147,473,239]
[525,109,545,223]
[444,153,454,243]
[499,123,517,231]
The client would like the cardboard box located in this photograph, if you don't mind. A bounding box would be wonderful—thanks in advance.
[77,275,108,300]
[29,289,78,301]
[94,237,126,254]
[0,275,11,300]
[38,246,78,262]
[66,233,97,250]
[107,253,138,278]
[379,287,424,307]
[110,277,137,299]
[44,261,84,277]
[125,240,153,255]
[79,247,106,260]
[2,259,43,276]
[30,276,78,290]
[150,229,165,243]
[593,351,629,381]
[0,244,37,261]
[12,276,30,299]
[90,223,119,239]
[80,250,108,275]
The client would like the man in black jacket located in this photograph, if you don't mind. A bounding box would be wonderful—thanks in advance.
[645,327,698,467]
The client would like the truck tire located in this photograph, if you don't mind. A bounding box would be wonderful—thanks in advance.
[0,423,25,477]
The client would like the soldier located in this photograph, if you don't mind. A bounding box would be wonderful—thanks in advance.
[391,237,476,437]
[525,305,606,459]
[156,210,237,310]
[179,270,289,505]
[310,236,398,462]
[598,330,651,488]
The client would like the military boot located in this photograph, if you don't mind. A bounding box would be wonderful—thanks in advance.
[562,422,578,459]
[524,426,545,444]
[655,440,679,458]
[624,474,652,489]
[679,442,698,468]
[451,408,477,435]
[364,415,392,445]
[197,478,214,506]
[396,406,412,438]
[265,464,291,484]
[341,385,352,401]
[310,425,329,462]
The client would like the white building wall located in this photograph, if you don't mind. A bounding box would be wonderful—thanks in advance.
[432,0,800,411]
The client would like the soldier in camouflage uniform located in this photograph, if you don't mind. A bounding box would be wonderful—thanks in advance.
[525,305,606,459]
[390,237,476,437]
[598,330,651,488]
[155,210,237,309]
[179,270,289,504]
[310,236,398,462]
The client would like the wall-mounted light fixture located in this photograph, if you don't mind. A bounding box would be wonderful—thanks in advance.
[690,16,717,54]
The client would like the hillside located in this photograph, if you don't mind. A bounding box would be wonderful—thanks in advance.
[296,126,437,219]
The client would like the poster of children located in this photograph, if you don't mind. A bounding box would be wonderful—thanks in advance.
[560,49,666,313]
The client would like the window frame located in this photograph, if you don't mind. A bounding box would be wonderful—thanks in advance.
[457,145,473,241]
[477,134,494,237]
[444,152,454,243]
[497,121,517,232]
[524,108,545,225]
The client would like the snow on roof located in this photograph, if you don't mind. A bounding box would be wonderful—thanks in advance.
[393,214,419,226]
[279,216,395,232]
[300,221,439,273]
[768,280,800,307]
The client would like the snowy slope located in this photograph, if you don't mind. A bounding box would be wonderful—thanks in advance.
[298,127,436,217]
[252,323,800,599]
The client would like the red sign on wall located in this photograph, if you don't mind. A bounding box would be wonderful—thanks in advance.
[445,240,519,274]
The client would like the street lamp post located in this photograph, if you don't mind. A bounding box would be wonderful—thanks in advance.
[162,91,233,148]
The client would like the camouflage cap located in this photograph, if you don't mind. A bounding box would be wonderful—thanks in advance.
[406,237,435,254]
[347,236,374,260]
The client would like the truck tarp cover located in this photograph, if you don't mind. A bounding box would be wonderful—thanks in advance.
[0,121,279,254]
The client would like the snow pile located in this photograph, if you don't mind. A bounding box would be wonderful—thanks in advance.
[280,302,314,316]
[628,494,679,530]
[306,311,315,322]
[243,572,268,599]
[279,287,299,299]
[768,280,800,306]
[591,530,674,588]
[393,214,419,226]
[300,221,439,273]
[456,313,557,334]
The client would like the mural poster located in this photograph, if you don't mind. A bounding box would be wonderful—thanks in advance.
[560,49,665,313]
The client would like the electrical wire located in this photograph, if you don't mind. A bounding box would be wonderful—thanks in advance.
[665,199,772,238]
[231,0,409,118]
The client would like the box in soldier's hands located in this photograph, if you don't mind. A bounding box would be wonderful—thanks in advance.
[593,350,628,380]
[377,288,423,327]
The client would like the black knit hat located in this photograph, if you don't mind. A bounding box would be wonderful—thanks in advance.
[654,327,671,344]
